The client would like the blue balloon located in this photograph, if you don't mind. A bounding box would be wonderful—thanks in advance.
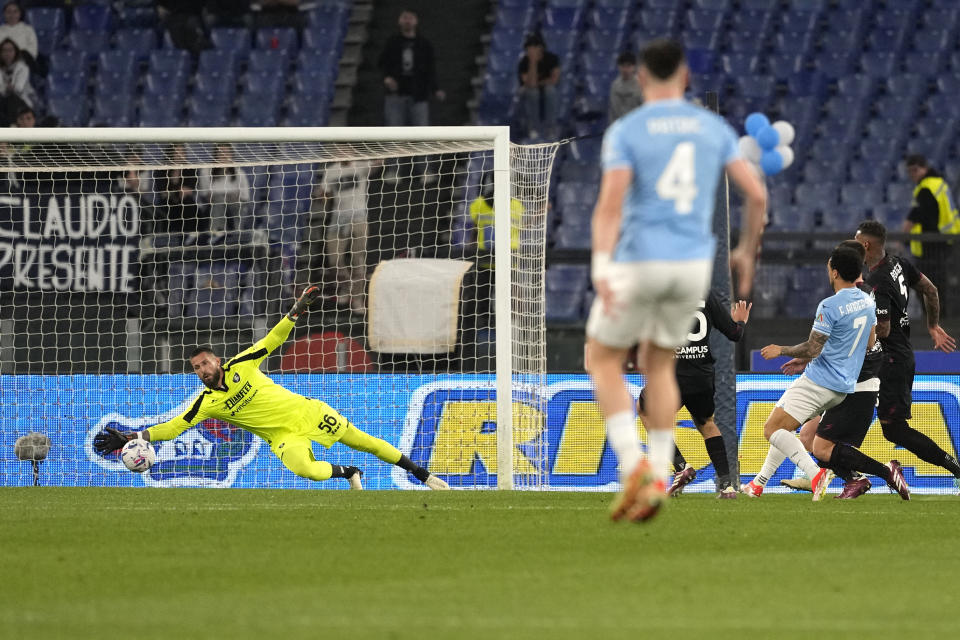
[744,112,770,137]
[760,149,784,176]
[755,125,780,150]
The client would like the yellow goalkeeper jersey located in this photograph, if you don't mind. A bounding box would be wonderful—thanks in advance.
[146,317,345,449]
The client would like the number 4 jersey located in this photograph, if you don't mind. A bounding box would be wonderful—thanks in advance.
[601,98,740,263]
[804,286,877,394]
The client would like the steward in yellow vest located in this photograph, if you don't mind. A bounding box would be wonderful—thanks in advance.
[904,154,960,259]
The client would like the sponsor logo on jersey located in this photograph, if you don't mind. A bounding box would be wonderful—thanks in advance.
[85,396,260,488]
[397,376,960,493]
[233,372,240,383]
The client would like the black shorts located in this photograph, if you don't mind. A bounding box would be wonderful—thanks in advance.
[637,377,715,425]
[816,389,878,448]
[878,357,914,421]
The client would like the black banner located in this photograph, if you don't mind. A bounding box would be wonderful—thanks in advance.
[0,183,140,293]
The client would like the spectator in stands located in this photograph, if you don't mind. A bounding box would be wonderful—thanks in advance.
[319,159,381,315]
[467,173,525,323]
[0,3,36,73]
[158,0,210,55]
[903,153,959,310]
[379,9,444,127]
[252,0,305,30]
[153,143,204,238]
[608,51,643,122]
[12,102,31,128]
[0,38,35,126]
[116,144,152,202]
[198,143,252,234]
[517,32,560,140]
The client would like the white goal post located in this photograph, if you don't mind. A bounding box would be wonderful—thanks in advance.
[0,126,559,490]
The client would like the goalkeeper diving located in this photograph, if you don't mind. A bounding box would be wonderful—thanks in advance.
[93,287,449,490]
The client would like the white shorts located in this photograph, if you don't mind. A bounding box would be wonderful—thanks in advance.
[776,375,846,424]
[586,259,712,349]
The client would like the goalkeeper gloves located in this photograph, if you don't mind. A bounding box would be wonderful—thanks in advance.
[92,427,136,455]
[287,285,321,320]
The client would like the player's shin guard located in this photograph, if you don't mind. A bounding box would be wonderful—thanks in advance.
[881,419,960,476]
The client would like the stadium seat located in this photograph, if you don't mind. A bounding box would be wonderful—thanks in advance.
[552,224,591,249]
[915,117,958,141]
[144,70,188,101]
[65,29,110,59]
[682,29,720,50]
[255,27,298,54]
[835,74,874,99]
[113,28,158,58]
[768,204,815,231]
[117,6,156,29]
[848,162,885,183]
[301,28,344,54]
[247,50,287,74]
[195,71,237,98]
[685,48,715,74]
[816,52,856,79]
[885,182,913,205]
[242,71,285,97]
[774,30,814,58]
[93,95,134,127]
[866,27,910,54]
[594,0,631,6]
[304,4,351,31]
[922,9,960,33]
[587,7,627,31]
[138,98,181,127]
[188,94,232,127]
[819,208,863,232]
[769,54,806,79]
[912,29,951,54]
[198,50,241,77]
[685,9,725,31]
[884,75,926,99]
[296,51,339,76]
[210,28,252,55]
[735,75,775,100]
[545,7,583,30]
[291,69,337,96]
[722,53,758,75]
[46,70,87,98]
[95,71,136,102]
[47,95,88,127]
[546,264,590,292]
[638,8,678,34]
[545,288,584,324]
[97,50,138,77]
[795,183,840,212]
[237,94,279,127]
[860,53,899,77]
[904,52,943,77]
[72,4,113,32]
[583,29,625,54]
[824,9,865,37]
[541,29,578,56]
[874,96,918,122]
[286,95,330,127]
[840,183,885,208]
[148,50,191,76]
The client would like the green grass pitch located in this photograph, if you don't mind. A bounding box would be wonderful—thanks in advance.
[2,489,958,639]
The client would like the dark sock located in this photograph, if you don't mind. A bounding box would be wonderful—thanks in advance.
[330,465,359,479]
[829,443,890,481]
[396,454,430,483]
[704,436,730,479]
[882,420,959,475]
[821,457,855,482]
[673,446,687,473]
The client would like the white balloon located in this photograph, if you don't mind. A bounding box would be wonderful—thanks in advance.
[772,121,795,146]
[739,135,762,163]
[776,144,795,169]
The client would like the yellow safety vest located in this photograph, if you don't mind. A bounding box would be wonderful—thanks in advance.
[910,175,960,257]
[468,196,524,267]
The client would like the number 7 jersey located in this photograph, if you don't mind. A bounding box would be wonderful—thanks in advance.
[601,98,740,263]
[804,286,877,394]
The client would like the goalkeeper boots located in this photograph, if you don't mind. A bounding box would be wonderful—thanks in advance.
[346,467,364,490]
[425,474,450,490]
[667,464,697,497]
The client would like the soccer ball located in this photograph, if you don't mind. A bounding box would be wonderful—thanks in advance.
[121,439,155,473]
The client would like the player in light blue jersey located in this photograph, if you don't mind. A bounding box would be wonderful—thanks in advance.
[746,245,878,501]
[585,39,766,522]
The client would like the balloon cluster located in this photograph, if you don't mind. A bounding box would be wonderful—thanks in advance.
[739,112,795,177]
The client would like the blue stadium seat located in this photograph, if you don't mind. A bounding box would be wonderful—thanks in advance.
[874,96,918,122]
[638,8,678,34]
[685,48,715,74]
[587,7,627,31]
[824,9,864,36]
[555,183,596,221]
[46,70,87,99]
[195,71,236,98]
[730,9,772,37]
[922,9,959,32]
[545,7,583,30]
[296,50,339,76]
[546,264,589,292]
[72,4,113,32]
[840,183,885,208]
[305,4,350,31]
[774,30,814,57]
[66,29,110,59]
[885,182,913,206]
[835,74,874,99]
[546,0,587,6]
[682,29,720,50]
[860,53,899,78]
[291,69,336,96]
[247,49,287,74]
[198,50,241,76]
[97,50,138,77]
[486,47,520,74]
[848,162,885,183]
[113,28,157,58]
[583,29,624,53]
[210,28,252,55]
[95,71,136,101]
[904,52,943,77]
[769,54,805,78]
[34,27,62,55]
[117,6,156,29]
[553,224,591,249]
[541,29,578,56]
[795,183,840,212]
[242,71,284,97]
[874,9,914,33]
[819,208,863,232]
[816,52,856,79]
[144,70,188,101]
[93,95,134,126]
[138,98,181,127]
[149,50,191,76]
[594,0,631,6]
[48,95,88,127]
[286,95,330,127]
[301,27,344,53]
[915,118,958,143]
[26,7,64,33]
[912,29,950,54]
[685,9,725,31]
[188,94,232,127]
[496,5,535,31]
[774,10,819,35]
[768,204,814,231]
[545,288,584,323]
[788,0,826,10]
[735,75,774,99]
[866,27,910,54]
[255,27,298,54]
[884,74,926,99]
[237,94,279,127]
[722,53,757,75]
[48,49,87,75]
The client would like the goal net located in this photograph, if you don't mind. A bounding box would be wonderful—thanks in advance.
[0,127,558,490]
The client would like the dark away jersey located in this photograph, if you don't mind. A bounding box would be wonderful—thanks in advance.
[856,282,883,382]
[865,254,922,361]
[676,291,745,379]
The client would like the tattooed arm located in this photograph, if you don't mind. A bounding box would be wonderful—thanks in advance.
[760,330,828,360]
[914,275,957,352]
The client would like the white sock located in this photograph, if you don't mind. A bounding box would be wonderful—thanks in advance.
[769,429,821,480]
[646,428,675,484]
[755,446,787,487]
[606,411,642,482]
